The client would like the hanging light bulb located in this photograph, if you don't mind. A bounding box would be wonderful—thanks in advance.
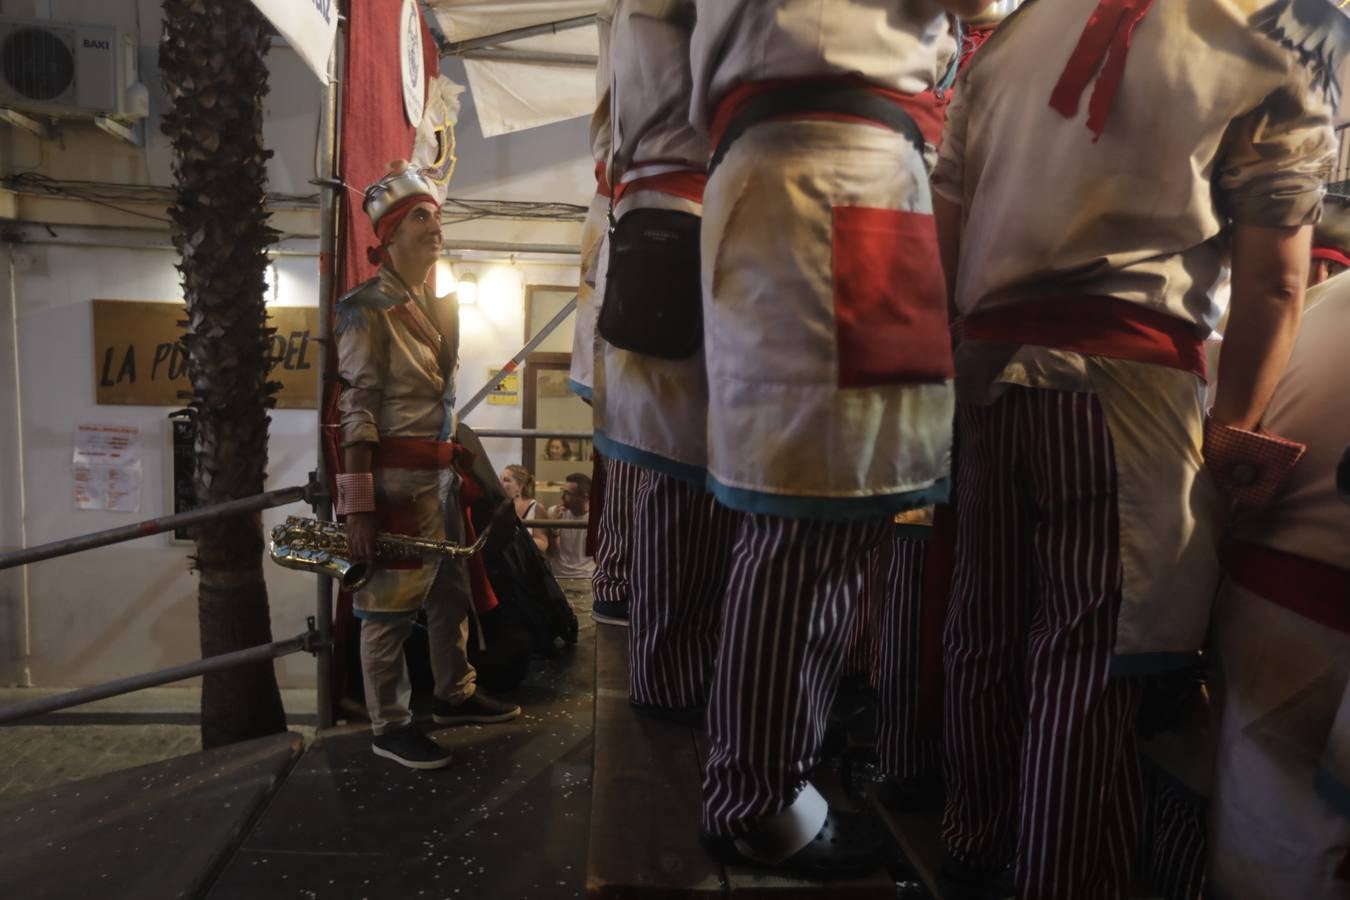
[457,271,478,306]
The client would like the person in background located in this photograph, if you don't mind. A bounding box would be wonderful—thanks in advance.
[546,438,573,461]
[1310,193,1350,287]
[1207,253,1350,900]
[501,464,548,554]
[547,473,594,578]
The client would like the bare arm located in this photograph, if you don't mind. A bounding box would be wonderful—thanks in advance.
[1211,224,1309,430]
[342,443,377,561]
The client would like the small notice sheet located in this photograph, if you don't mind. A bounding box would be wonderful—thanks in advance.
[74,423,143,512]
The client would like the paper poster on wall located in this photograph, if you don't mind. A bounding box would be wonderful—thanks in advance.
[73,424,143,512]
[92,300,319,408]
[486,368,520,406]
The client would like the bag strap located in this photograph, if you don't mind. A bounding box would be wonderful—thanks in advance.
[708,86,926,177]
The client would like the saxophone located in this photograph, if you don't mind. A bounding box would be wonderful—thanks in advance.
[268,515,493,591]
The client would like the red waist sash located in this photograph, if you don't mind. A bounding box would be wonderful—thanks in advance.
[612,168,707,205]
[957,294,1207,380]
[374,437,455,471]
[1224,539,1350,635]
[709,75,945,151]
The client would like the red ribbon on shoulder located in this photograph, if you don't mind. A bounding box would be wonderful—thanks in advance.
[1049,0,1156,142]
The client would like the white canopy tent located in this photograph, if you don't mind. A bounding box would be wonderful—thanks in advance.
[423,0,604,137]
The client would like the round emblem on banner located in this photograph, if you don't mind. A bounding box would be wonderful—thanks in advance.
[399,0,425,126]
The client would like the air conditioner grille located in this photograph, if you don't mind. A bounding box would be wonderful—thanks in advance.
[2,27,74,101]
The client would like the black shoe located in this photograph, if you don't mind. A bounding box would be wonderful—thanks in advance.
[591,599,630,626]
[432,690,522,725]
[371,725,453,770]
[702,808,892,881]
[629,699,704,727]
[875,774,945,814]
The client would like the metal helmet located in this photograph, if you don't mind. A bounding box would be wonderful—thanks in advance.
[362,165,439,231]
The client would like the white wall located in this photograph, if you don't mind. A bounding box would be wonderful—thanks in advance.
[0,6,594,688]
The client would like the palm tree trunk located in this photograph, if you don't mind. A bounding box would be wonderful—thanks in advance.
[160,0,286,748]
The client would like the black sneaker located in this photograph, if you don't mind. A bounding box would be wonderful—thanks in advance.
[591,598,630,626]
[432,690,522,725]
[371,725,453,770]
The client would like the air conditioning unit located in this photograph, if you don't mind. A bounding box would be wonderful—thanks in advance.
[0,17,145,123]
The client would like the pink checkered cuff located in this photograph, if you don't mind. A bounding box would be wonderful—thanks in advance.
[1204,417,1307,510]
[335,473,376,516]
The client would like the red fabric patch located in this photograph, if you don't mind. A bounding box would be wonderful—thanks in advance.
[831,207,953,388]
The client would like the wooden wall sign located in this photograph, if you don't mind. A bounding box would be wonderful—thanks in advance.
[92,300,319,409]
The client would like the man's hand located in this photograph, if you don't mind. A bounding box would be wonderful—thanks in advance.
[345,512,377,562]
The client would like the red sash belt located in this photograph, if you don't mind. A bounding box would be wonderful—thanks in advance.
[612,168,707,205]
[709,75,946,151]
[375,437,455,471]
[1224,539,1350,635]
[958,294,1207,380]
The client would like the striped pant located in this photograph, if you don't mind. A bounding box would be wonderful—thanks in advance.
[702,515,889,835]
[840,542,883,678]
[1140,769,1206,900]
[874,532,941,780]
[628,472,740,708]
[592,456,645,611]
[943,388,1142,900]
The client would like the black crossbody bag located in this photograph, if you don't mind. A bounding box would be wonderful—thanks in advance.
[596,203,703,360]
[596,96,705,361]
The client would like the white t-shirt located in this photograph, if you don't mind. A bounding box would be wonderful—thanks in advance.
[547,506,595,580]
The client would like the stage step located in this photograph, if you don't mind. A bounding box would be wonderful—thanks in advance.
[0,731,302,900]
[587,624,897,898]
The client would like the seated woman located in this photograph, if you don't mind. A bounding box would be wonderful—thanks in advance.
[500,464,548,553]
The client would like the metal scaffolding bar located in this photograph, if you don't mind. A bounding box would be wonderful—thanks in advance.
[459,48,597,67]
[311,20,344,732]
[440,15,596,56]
[474,428,592,440]
[0,485,310,572]
[456,295,577,420]
[0,632,317,726]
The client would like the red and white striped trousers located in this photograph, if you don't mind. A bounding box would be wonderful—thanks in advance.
[873,532,941,780]
[942,388,1142,900]
[627,472,740,708]
[592,456,645,611]
[702,514,889,835]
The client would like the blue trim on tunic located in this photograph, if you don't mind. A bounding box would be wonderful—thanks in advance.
[567,379,593,402]
[593,430,706,487]
[707,476,951,522]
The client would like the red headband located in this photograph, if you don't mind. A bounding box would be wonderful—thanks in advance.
[1312,244,1350,270]
[366,194,438,266]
